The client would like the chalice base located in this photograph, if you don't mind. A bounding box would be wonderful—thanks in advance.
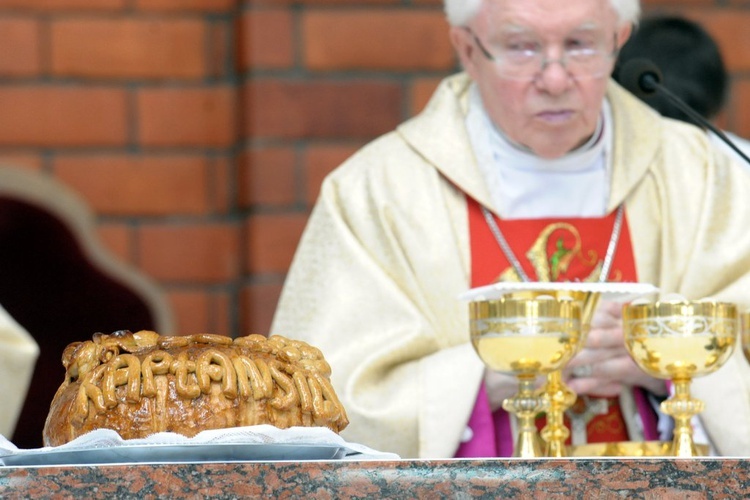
[502,376,547,458]
[570,440,709,457]
[515,429,544,458]
[672,432,700,457]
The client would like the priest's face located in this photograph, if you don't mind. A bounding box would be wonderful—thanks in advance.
[451,0,632,159]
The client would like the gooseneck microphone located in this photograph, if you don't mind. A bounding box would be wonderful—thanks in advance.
[618,58,750,165]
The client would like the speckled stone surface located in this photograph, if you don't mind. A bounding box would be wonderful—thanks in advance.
[1,459,748,498]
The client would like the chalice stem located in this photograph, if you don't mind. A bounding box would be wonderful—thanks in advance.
[504,376,546,458]
[541,370,575,457]
[662,377,703,457]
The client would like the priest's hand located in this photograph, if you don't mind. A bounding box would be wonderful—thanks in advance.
[564,301,668,397]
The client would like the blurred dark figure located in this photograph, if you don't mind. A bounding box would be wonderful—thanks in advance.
[614,16,727,123]
[613,15,750,163]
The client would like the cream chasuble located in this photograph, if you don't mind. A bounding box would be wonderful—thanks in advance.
[271,73,750,458]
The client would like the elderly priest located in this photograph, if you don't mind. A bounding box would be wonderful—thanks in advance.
[271,0,750,458]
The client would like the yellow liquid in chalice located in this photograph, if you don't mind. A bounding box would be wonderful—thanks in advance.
[626,334,735,379]
[474,333,578,375]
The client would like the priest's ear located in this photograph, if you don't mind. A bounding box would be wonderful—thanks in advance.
[450,26,481,79]
[616,21,634,51]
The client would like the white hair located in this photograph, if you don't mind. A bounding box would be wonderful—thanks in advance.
[444,0,640,26]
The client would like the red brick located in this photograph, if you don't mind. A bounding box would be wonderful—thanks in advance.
[303,10,454,71]
[0,18,41,77]
[247,0,400,4]
[239,9,294,71]
[0,153,44,171]
[167,289,232,337]
[139,222,241,282]
[137,86,236,147]
[731,80,750,139]
[97,222,134,265]
[238,147,297,207]
[213,291,232,337]
[240,282,283,336]
[168,291,210,336]
[246,79,402,139]
[135,0,235,11]
[302,143,359,205]
[204,19,232,79]
[209,156,233,214]
[245,213,308,274]
[0,87,128,146]
[53,154,219,216]
[0,0,125,9]
[410,77,443,115]
[50,18,207,79]
[682,10,750,72]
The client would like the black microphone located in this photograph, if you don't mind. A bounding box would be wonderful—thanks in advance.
[618,58,750,165]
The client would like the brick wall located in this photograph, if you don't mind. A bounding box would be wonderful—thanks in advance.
[0,0,241,337]
[0,0,746,338]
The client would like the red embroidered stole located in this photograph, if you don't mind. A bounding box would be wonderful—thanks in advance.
[467,196,637,444]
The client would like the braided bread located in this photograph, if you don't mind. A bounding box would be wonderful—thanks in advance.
[43,331,349,447]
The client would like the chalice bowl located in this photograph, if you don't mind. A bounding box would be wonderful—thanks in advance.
[623,298,737,457]
[469,294,584,457]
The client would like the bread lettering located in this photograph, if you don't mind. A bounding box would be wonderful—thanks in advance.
[43,331,348,446]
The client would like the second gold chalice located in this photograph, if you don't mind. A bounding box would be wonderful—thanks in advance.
[469,294,584,457]
[623,298,737,457]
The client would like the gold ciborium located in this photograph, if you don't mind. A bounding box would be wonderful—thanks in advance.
[623,298,737,457]
[469,295,584,457]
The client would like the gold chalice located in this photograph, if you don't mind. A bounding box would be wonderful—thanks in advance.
[741,310,750,363]
[469,294,584,457]
[504,289,595,457]
[623,298,737,457]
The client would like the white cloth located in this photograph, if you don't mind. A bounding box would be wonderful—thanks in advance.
[0,304,38,438]
[0,426,399,465]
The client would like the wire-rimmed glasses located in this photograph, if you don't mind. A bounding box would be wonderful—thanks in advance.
[465,27,618,81]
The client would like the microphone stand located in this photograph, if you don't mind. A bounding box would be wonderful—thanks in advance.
[643,74,750,165]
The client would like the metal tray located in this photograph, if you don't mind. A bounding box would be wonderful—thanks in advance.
[0,442,347,466]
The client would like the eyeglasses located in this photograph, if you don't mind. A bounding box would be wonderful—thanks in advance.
[464,27,619,81]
